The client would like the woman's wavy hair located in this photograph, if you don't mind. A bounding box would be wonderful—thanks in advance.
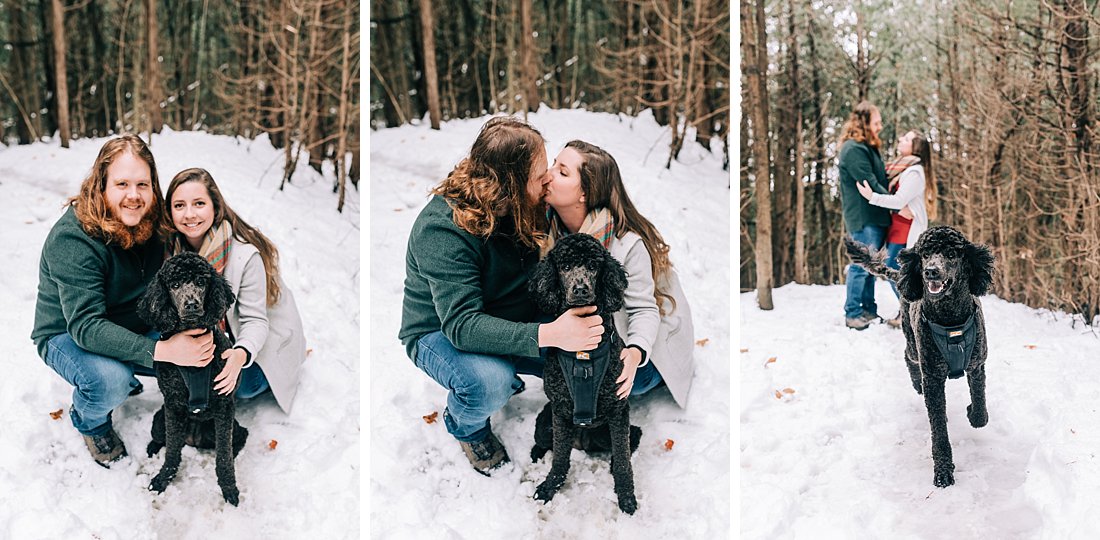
[911,132,938,221]
[838,101,882,149]
[431,116,548,249]
[69,134,167,249]
[565,140,677,315]
[163,168,282,306]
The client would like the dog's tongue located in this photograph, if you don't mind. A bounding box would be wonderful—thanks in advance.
[928,281,944,294]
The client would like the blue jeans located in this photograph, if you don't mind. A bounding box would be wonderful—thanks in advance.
[844,225,887,319]
[415,331,545,443]
[884,242,905,299]
[44,332,158,437]
[236,363,270,399]
[631,360,664,396]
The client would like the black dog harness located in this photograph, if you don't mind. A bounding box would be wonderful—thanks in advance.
[557,327,616,426]
[926,313,977,379]
[177,365,213,414]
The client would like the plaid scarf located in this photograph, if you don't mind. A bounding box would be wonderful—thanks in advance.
[885,155,921,191]
[169,220,234,332]
[541,207,614,258]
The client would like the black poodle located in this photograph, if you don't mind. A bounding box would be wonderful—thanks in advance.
[138,252,248,506]
[845,225,995,488]
[529,233,640,514]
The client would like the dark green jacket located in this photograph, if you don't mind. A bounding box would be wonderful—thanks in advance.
[31,206,164,368]
[399,196,542,361]
[838,139,891,231]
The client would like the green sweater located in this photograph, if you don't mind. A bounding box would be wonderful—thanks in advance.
[399,196,542,361]
[838,139,891,231]
[31,206,164,368]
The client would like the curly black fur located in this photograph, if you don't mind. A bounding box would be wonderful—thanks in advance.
[138,252,247,506]
[528,233,639,514]
[846,226,995,488]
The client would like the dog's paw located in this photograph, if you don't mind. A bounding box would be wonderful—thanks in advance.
[146,441,163,457]
[967,404,988,428]
[533,480,559,503]
[531,445,549,463]
[149,474,172,493]
[222,486,240,507]
[933,466,955,488]
[617,493,638,515]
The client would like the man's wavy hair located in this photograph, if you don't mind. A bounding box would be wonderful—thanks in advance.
[838,101,882,149]
[432,117,548,249]
[69,134,167,249]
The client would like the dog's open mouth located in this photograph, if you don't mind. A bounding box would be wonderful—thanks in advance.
[927,279,949,295]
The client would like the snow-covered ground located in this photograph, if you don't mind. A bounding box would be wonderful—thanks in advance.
[0,129,360,538]
[741,281,1100,539]
[369,108,731,538]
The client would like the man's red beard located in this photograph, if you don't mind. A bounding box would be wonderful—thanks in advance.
[105,207,156,249]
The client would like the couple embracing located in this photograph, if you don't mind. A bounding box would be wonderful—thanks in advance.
[31,135,306,467]
[399,117,697,475]
[839,101,939,329]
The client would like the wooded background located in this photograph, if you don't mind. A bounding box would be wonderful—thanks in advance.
[369,0,731,169]
[0,0,360,211]
[741,0,1100,323]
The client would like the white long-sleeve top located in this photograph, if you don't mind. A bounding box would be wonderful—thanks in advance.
[869,164,928,248]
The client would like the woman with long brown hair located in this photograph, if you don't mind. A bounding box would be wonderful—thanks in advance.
[838,101,892,330]
[543,140,695,408]
[400,117,603,476]
[163,168,307,414]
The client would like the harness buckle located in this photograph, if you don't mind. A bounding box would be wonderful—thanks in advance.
[576,351,590,360]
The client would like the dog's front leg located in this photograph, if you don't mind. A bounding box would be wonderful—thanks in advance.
[150,408,186,493]
[534,411,575,504]
[921,374,954,487]
[214,405,240,506]
[608,407,638,515]
[966,364,988,428]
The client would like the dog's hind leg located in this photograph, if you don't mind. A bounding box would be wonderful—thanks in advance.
[214,407,240,506]
[147,407,166,457]
[966,365,988,428]
[921,374,955,487]
[608,408,638,514]
[149,408,186,493]
[901,307,923,395]
[531,402,553,462]
[534,411,575,504]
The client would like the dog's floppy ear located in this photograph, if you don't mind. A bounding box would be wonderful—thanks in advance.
[596,252,628,313]
[204,265,236,324]
[139,273,181,333]
[530,252,566,315]
[895,248,924,302]
[965,242,995,296]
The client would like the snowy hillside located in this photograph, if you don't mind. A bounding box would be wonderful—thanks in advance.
[0,130,360,539]
[369,108,731,538]
[740,282,1100,539]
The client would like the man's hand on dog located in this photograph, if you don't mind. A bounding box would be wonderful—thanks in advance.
[153,328,215,367]
[539,305,603,351]
[616,347,642,399]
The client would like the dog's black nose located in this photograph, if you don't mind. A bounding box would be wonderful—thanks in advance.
[924,268,943,281]
[184,298,201,311]
[571,283,589,296]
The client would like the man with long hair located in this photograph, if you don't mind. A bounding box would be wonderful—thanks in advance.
[838,101,892,330]
[400,117,604,475]
[32,135,216,467]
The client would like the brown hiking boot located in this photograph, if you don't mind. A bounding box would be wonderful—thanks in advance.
[459,431,510,476]
[82,427,128,468]
[886,314,902,328]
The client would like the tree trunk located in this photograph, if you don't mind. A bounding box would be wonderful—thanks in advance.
[50,0,70,147]
[143,0,162,133]
[417,0,442,129]
[519,0,539,114]
[743,0,773,309]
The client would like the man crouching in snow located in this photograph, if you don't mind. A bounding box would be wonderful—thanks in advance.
[31,135,216,468]
[399,117,604,475]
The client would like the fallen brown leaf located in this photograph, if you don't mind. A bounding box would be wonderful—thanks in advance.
[740,348,748,353]
[695,338,709,347]
[663,439,675,451]
[49,409,63,420]
[764,357,776,368]
[306,348,313,357]
[782,388,796,394]
[423,411,439,424]
[1024,345,1037,350]
[268,440,278,450]
[774,390,783,399]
